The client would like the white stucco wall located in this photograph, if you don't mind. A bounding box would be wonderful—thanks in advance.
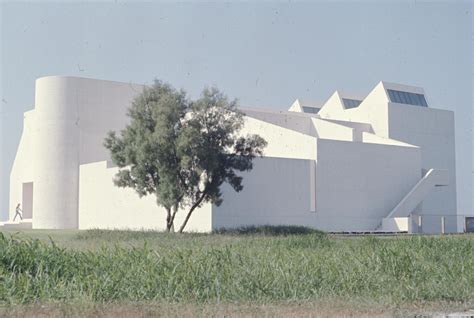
[212,141,421,233]
[9,110,36,219]
[77,78,145,165]
[387,104,457,222]
[318,82,390,138]
[316,91,345,118]
[243,108,317,136]
[79,161,212,232]
[311,117,355,141]
[315,139,421,231]
[29,76,144,229]
[212,157,317,229]
[321,118,373,134]
[240,116,317,160]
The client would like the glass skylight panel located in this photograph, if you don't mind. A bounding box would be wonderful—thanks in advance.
[302,106,319,114]
[387,89,428,107]
[406,92,416,105]
[342,98,362,109]
[387,90,395,103]
[415,93,428,106]
[400,91,409,104]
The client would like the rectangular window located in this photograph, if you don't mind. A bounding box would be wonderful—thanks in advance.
[387,89,428,107]
[302,106,319,114]
[342,98,362,109]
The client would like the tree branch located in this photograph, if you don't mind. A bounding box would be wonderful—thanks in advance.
[178,190,207,233]
[169,201,181,232]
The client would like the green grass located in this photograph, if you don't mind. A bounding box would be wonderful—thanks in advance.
[0,228,473,314]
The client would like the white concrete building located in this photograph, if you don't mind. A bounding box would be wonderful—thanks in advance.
[3,76,460,233]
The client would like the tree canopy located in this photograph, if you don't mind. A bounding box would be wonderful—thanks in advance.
[104,80,267,232]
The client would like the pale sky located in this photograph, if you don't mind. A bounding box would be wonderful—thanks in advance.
[0,1,472,221]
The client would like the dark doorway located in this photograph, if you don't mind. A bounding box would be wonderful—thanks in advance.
[466,217,474,233]
[22,182,33,219]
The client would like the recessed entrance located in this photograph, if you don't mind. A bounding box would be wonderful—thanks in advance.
[466,217,474,233]
[22,182,33,219]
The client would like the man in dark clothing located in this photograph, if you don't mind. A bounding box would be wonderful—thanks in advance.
[13,203,23,221]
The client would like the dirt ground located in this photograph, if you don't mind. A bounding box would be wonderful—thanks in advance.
[2,301,473,318]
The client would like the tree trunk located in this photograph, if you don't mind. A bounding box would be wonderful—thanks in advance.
[178,193,207,233]
[165,207,172,232]
[169,204,179,233]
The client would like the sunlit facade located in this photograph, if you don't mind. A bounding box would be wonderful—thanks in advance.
[3,76,459,233]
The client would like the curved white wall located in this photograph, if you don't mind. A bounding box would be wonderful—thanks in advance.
[31,76,145,229]
[33,77,81,228]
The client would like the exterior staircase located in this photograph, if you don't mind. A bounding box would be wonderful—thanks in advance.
[380,168,449,232]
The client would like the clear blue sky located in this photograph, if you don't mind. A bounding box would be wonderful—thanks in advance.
[0,1,472,221]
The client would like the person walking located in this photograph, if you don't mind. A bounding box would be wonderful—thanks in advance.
[13,203,23,221]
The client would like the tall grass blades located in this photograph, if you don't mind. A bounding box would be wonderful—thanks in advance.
[0,231,473,305]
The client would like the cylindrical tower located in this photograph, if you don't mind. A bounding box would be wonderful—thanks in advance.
[33,76,80,229]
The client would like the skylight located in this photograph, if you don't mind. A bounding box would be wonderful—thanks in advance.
[342,98,362,109]
[302,106,319,114]
[387,89,428,107]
